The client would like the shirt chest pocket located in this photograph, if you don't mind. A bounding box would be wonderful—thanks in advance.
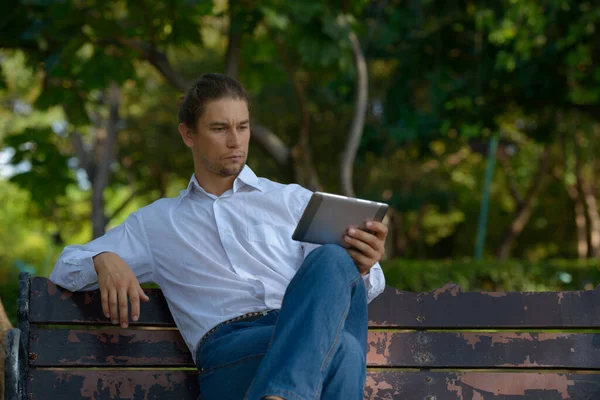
[247,224,288,247]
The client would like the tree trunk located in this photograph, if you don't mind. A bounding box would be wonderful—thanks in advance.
[567,184,589,259]
[407,204,428,259]
[391,210,408,257]
[496,150,550,260]
[0,296,13,400]
[572,128,600,258]
[225,0,242,80]
[273,35,322,191]
[91,83,121,238]
[340,27,368,198]
[582,181,600,257]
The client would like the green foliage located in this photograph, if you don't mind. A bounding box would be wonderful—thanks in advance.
[382,258,600,293]
[0,273,19,326]
[4,127,75,211]
[0,0,599,282]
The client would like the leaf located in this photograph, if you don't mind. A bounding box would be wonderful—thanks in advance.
[44,48,63,73]
[259,6,289,31]
[171,15,202,44]
[286,2,323,24]
[5,127,75,211]
[34,85,76,110]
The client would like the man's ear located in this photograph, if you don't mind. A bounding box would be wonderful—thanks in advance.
[178,123,195,148]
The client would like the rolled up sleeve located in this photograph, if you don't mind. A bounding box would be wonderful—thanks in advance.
[49,211,154,291]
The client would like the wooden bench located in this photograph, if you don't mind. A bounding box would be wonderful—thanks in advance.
[5,272,600,399]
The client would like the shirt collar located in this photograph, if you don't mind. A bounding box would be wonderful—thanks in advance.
[234,165,263,192]
[184,165,264,198]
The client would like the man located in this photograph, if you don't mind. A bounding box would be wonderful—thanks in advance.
[50,73,387,400]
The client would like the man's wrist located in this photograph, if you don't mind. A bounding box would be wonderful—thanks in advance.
[92,252,112,272]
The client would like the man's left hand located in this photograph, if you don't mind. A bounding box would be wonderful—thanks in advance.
[343,220,388,275]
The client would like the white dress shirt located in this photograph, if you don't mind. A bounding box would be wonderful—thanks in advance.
[49,165,386,362]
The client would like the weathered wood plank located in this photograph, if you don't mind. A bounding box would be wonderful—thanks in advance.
[29,278,175,326]
[368,283,600,328]
[28,370,199,400]
[367,331,600,369]
[365,371,600,400]
[29,328,193,367]
[28,370,600,400]
[32,278,600,328]
[30,328,600,369]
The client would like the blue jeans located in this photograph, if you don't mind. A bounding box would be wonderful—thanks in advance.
[195,244,368,400]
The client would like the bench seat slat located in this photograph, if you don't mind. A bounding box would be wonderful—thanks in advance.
[365,371,600,399]
[28,370,199,400]
[367,331,600,369]
[29,328,600,369]
[28,370,600,400]
[31,279,600,328]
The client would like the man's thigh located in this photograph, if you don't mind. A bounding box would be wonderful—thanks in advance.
[197,323,275,400]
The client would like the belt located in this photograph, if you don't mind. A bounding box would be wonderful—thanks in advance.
[196,310,275,355]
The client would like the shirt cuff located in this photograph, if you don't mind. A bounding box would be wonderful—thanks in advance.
[75,250,103,291]
[361,262,385,303]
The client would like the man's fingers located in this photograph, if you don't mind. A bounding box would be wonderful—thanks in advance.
[366,221,388,241]
[347,249,372,274]
[109,289,119,324]
[138,286,150,302]
[100,288,110,319]
[347,227,378,248]
[129,286,140,322]
[118,287,129,328]
[344,234,378,258]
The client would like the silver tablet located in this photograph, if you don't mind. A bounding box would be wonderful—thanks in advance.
[292,192,389,246]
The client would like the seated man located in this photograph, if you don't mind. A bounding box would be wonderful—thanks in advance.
[49,73,387,400]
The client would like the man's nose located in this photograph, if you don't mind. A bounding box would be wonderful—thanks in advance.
[227,130,241,147]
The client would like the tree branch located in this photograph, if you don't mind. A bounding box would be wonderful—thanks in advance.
[497,154,523,207]
[341,26,368,197]
[496,149,550,259]
[250,122,290,166]
[113,37,293,170]
[114,38,191,91]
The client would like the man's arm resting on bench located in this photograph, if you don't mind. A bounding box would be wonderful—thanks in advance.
[49,210,155,327]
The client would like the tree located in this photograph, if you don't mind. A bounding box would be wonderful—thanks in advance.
[1,0,373,238]
[362,0,600,259]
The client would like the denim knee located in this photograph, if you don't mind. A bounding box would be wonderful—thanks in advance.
[331,331,367,375]
[309,244,358,279]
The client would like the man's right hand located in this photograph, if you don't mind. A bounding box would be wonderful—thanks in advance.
[93,252,150,328]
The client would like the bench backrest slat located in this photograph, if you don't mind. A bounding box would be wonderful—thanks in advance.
[368,284,600,328]
[30,279,175,326]
[32,279,600,328]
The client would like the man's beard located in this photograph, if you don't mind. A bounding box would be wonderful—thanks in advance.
[201,156,245,177]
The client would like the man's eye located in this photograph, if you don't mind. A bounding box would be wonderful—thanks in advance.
[213,127,225,132]
[239,125,249,131]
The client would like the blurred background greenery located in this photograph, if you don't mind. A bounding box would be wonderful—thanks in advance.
[1,0,600,329]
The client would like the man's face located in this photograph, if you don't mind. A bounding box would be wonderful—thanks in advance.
[180,97,250,178]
